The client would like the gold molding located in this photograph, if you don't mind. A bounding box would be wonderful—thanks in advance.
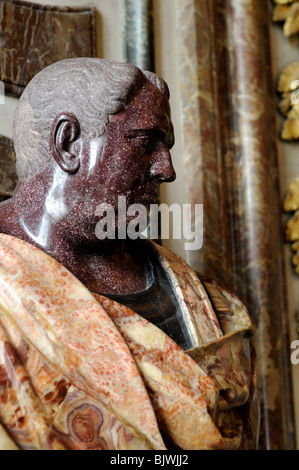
[273,0,299,37]
[284,177,299,276]
[277,62,299,140]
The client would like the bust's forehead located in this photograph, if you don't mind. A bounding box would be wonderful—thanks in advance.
[111,79,172,131]
[130,78,169,107]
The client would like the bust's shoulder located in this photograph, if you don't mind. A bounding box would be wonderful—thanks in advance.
[197,273,255,336]
[147,240,254,334]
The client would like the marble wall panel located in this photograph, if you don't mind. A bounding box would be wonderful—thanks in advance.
[0,135,17,202]
[0,0,96,97]
[176,0,295,449]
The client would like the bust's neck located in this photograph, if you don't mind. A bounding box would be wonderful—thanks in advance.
[62,241,150,295]
[0,195,149,295]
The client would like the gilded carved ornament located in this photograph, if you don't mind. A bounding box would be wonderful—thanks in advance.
[277,62,299,140]
[273,0,299,37]
[284,177,299,276]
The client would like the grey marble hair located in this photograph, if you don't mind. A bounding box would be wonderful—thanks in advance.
[13,58,170,181]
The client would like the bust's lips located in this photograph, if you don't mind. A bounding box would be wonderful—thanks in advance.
[90,182,160,217]
[132,194,159,207]
[127,182,160,207]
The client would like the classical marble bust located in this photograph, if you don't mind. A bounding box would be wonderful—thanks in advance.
[0,58,259,450]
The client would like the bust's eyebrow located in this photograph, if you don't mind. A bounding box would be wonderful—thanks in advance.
[124,128,174,149]
[124,129,166,139]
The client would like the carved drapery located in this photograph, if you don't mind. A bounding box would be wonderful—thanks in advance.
[121,0,155,72]
[176,0,295,449]
[0,0,96,98]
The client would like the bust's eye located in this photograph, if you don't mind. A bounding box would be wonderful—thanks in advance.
[133,135,151,144]
[129,134,154,152]
[125,130,167,154]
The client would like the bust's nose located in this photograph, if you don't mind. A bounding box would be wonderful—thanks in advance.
[150,144,176,183]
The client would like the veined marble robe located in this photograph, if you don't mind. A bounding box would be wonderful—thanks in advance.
[0,234,258,450]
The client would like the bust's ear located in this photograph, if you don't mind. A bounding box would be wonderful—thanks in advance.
[50,113,81,174]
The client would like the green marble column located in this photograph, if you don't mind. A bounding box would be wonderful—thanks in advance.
[121,0,155,72]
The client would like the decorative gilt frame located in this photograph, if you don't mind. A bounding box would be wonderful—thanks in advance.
[176,0,295,449]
